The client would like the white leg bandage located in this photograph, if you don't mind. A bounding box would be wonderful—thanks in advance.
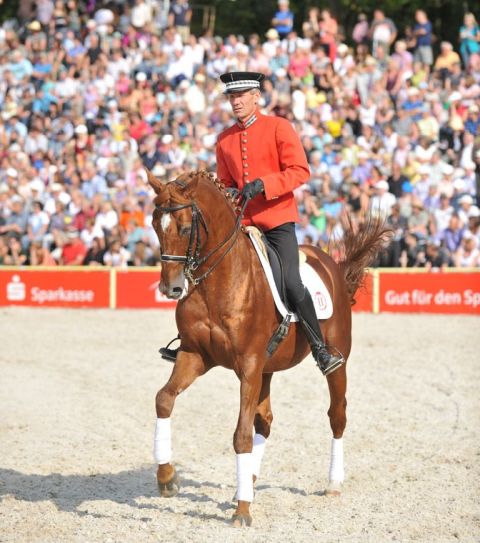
[251,433,266,478]
[153,417,172,465]
[236,453,254,502]
[328,437,344,482]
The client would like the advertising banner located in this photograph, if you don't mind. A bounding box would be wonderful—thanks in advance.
[351,272,374,313]
[379,272,480,314]
[1,268,478,314]
[0,269,110,308]
[115,269,177,309]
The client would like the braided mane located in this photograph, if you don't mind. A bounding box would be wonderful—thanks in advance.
[180,170,242,214]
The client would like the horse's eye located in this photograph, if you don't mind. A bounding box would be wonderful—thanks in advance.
[179,225,192,236]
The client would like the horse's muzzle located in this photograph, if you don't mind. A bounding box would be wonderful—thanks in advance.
[159,272,188,300]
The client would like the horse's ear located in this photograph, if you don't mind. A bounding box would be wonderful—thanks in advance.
[145,167,167,193]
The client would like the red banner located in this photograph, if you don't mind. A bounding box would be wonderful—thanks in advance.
[115,269,177,308]
[1,268,479,314]
[379,272,480,314]
[352,272,374,313]
[0,269,110,308]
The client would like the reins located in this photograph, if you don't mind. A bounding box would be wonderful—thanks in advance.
[156,195,249,286]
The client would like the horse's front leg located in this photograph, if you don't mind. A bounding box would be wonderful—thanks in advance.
[154,352,205,497]
[325,363,347,496]
[232,361,263,527]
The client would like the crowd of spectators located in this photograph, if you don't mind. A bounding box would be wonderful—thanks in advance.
[0,0,479,270]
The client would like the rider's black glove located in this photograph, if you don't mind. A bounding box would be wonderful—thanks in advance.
[241,178,264,200]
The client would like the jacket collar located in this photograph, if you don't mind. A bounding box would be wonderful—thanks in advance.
[236,108,261,130]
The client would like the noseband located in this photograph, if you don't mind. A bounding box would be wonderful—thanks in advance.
[156,197,248,286]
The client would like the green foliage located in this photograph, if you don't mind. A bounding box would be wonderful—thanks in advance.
[0,0,19,24]
[191,0,469,50]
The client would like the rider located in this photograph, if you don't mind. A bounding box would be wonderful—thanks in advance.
[160,71,344,376]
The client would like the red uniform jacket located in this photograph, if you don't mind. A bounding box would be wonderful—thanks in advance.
[216,109,310,231]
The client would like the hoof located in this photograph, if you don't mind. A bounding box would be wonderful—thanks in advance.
[157,471,180,498]
[325,480,342,496]
[232,513,252,527]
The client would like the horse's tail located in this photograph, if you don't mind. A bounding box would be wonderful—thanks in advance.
[332,215,393,306]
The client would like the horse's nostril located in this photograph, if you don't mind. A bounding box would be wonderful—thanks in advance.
[172,287,182,295]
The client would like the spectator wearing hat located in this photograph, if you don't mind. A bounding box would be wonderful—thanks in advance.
[61,227,87,265]
[264,29,281,59]
[158,134,186,175]
[25,20,47,53]
[408,198,429,238]
[370,179,396,217]
[401,87,423,121]
[457,194,478,226]
[464,104,480,136]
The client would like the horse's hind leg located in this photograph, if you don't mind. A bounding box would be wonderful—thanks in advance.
[154,352,205,497]
[325,363,347,496]
[252,373,273,483]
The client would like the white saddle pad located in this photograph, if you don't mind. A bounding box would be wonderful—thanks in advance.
[247,229,333,321]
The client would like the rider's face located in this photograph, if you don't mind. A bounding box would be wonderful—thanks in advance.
[227,89,259,122]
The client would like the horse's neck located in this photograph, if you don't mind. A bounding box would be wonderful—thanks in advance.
[193,187,262,304]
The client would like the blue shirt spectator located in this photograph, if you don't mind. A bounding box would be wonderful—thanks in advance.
[271,0,294,39]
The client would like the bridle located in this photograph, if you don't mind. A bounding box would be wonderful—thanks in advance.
[156,196,248,286]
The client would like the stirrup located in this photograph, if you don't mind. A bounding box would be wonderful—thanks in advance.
[315,346,345,376]
[159,336,180,362]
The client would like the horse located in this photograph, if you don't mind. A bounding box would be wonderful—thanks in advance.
[147,169,391,527]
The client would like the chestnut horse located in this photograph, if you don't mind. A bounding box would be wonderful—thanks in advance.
[148,170,390,527]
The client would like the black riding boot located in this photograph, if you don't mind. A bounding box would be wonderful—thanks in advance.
[295,290,345,376]
[159,335,180,362]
